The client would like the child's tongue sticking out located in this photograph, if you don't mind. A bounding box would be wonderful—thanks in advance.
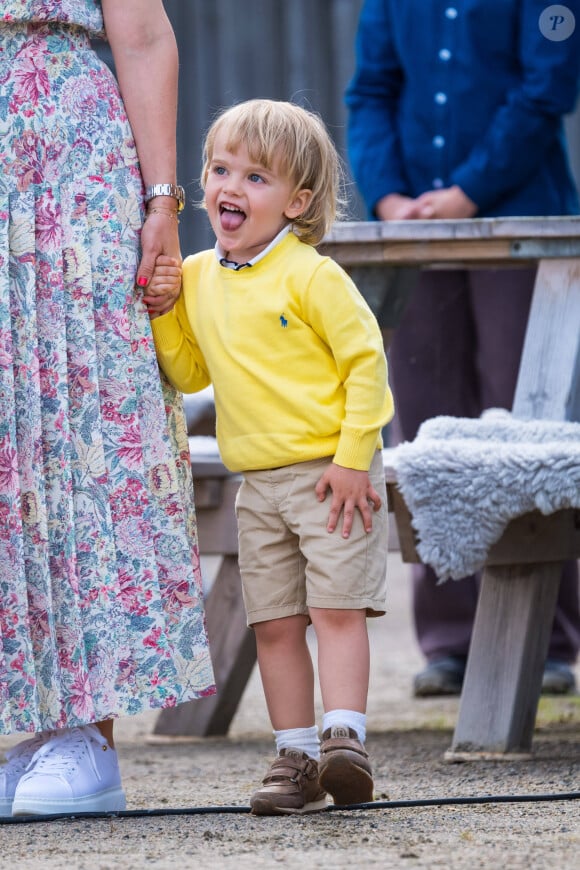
[220,206,245,231]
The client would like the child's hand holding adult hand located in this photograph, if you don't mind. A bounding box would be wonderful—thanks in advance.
[315,462,382,539]
[142,255,182,318]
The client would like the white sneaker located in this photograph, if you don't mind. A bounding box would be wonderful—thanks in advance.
[0,733,49,817]
[11,724,126,816]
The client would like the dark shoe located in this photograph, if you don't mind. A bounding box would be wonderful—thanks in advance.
[250,748,327,816]
[541,660,576,695]
[318,725,373,806]
[413,655,466,697]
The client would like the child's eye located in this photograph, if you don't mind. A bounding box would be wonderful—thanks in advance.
[213,166,226,176]
[248,173,264,183]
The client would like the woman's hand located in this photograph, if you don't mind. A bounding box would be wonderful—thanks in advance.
[103,0,182,312]
[136,209,182,315]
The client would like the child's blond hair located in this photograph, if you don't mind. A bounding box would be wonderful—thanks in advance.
[201,99,345,246]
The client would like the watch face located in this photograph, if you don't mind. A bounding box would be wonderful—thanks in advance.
[175,186,185,211]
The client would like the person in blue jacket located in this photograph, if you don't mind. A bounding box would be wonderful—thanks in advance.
[345,0,580,696]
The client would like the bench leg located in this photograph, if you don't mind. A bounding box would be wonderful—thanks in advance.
[154,555,257,738]
[447,561,561,759]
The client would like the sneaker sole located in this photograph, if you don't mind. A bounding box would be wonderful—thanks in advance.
[413,683,462,697]
[12,786,126,817]
[541,678,575,695]
[319,755,373,806]
[0,797,14,818]
[251,795,328,816]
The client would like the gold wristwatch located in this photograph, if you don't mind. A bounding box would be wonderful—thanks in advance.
[144,183,186,213]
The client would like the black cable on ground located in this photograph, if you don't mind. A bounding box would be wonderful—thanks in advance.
[1,790,579,824]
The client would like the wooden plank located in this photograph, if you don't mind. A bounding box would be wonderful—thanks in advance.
[486,509,580,565]
[386,483,420,562]
[321,216,580,245]
[320,238,516,266]
[390,505,580,567]
[449,561,561,756]
[318,217,580,267]
[192,477,225,510]
[194,476,240,555]
[511,259,580,422]
[189,441,231,478]
[154,555,257,737]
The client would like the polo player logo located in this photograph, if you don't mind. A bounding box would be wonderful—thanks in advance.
[280,314,288,328]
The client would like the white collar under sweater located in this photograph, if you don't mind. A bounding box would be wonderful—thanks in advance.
[214,224,292,270]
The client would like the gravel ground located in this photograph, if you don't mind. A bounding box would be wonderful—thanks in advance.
[1,554,579,869]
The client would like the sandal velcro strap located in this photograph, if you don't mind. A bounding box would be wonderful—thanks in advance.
[263,751,317,785]
[322,737,368,757]
[321,727,369,759]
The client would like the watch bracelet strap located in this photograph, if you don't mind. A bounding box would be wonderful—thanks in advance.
[144,183,185,210]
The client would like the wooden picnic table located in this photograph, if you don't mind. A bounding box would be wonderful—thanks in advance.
[154,216,580,758]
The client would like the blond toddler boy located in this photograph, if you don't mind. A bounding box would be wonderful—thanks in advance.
[149,99,394,814]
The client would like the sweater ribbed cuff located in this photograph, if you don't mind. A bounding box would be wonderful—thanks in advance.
[333,427,382,471]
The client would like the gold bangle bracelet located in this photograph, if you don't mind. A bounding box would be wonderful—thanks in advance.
[145,207,179,223]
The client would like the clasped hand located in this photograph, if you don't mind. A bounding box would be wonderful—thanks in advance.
[376,184,477,221]
[141,255,182,317]
[135,209,183,315]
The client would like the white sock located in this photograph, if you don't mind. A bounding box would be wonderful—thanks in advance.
[273,725,320,760]
[322,709,367,744]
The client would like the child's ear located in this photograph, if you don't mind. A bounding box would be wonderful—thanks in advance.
[285,188,313,220]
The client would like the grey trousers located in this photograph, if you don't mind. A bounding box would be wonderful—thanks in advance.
[388,267,580,664]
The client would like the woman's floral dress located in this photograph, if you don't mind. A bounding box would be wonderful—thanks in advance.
[0,0,215,734]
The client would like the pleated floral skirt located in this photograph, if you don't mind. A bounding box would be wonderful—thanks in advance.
[0,23,215,734]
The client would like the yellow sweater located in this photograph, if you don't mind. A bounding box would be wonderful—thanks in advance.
[151,232,394,473]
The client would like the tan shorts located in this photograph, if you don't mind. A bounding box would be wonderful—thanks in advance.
[235,451,388,626]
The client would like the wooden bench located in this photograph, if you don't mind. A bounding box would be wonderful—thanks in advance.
[155,217,580,757]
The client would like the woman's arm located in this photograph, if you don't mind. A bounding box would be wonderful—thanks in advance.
[450,0,580,213]
[101,0,182,304]
[345,0,408,217]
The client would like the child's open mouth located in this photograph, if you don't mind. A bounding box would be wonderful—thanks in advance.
[220,203,246,231]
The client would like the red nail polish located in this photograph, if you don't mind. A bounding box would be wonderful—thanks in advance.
[137,276,148,287]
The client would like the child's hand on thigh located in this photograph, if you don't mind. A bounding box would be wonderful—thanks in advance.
[143,255,182,317]
[315,462,382,539]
